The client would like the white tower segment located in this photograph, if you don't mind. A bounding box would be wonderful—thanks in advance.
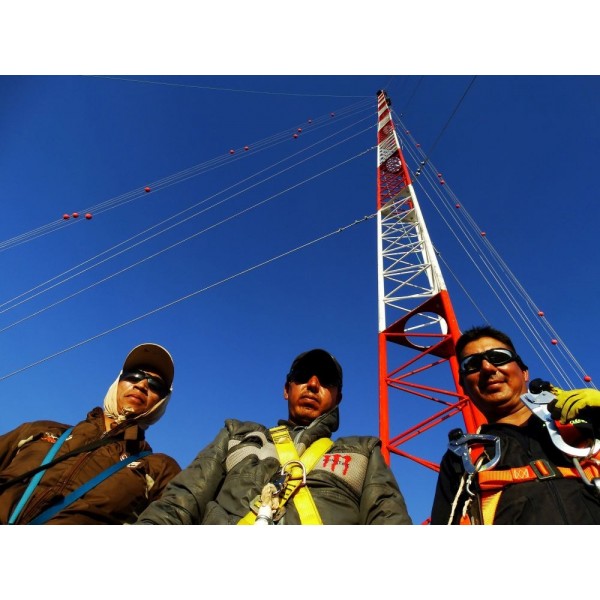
[376,91,448,332]
[375,90,484,470]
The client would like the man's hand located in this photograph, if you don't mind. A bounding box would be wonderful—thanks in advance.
[548,387,600,424]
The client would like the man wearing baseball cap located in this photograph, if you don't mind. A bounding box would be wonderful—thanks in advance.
[136,347,412,525]
[0,343,180,524]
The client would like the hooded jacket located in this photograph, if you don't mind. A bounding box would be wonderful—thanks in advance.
[0,407,181,524]
[135,407,412,525]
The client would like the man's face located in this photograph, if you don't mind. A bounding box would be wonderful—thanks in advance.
[117,367,166,417]
[284,372,341,426]
[459,336,529,421]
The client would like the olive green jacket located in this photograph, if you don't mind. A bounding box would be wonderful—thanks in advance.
[135,407,412,525]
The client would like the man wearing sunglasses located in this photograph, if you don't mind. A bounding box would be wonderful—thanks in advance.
[430,325,600,524]
[135,348,412,525]
[0,343,181,524]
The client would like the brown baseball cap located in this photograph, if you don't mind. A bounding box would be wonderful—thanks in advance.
[122,343,175,390]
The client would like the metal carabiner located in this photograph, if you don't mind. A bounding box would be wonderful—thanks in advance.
[521,388,600,459]
[448,432,502,475]
[268,471,290,497]
[280,460,307,486]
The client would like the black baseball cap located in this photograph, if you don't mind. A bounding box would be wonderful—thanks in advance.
[286,348,343,390]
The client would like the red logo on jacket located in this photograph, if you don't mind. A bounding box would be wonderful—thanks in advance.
[322,454,351,475]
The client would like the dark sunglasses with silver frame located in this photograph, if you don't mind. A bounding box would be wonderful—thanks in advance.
[119,369,169,396]
[459,348,519,374]
[288,365,341,389]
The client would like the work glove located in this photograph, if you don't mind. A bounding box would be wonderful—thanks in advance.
[548,387,600,424]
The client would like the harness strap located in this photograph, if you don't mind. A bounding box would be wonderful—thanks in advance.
[478,460,600,489]
[27,450,151,524]
[238,426,333,525]
[271,428,331,524]
[475,460,600,525]
[8,427,74,525]
[479,491,502,525]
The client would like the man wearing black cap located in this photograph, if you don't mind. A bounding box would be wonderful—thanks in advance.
[0,343,180,524]
[136,348,412,525]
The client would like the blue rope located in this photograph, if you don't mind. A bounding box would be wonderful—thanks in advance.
[8,426,74,524]
[29,450,151,524]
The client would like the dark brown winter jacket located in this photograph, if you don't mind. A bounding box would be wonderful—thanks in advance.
[0,407,180,524]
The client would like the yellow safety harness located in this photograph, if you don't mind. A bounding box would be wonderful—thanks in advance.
[238,425,333,525]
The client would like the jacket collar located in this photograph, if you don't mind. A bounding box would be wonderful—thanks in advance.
[278,405,340,446]
[87,407,146,441]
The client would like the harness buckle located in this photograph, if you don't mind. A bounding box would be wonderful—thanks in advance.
[529,459,559,480]
[281,460,307,485]
[572,457,600,493]
[269,472,290,497]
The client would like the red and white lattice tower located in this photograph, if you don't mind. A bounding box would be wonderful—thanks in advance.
[375,90,486,474]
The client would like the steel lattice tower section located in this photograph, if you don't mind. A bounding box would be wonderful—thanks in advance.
[375,90,485,471]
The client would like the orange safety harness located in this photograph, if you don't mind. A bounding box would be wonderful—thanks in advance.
[452,380,600,525]
[473,458,600,525]
[453,424,600,525]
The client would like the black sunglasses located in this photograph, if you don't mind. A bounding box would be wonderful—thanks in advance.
[459,348,517,374]
[119,369,168,396]
[289,366,340,389]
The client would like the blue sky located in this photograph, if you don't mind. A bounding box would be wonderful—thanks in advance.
[2,74,599,532]
[1,2,599,591]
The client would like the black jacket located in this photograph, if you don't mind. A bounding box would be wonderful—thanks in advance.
[431,416,600,524]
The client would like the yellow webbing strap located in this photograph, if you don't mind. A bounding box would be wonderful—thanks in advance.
[238,509,260,525]
[480,491,502,525]
[238,426,333,525]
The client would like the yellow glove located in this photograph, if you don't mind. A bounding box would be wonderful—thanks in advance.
[549,386,600,424]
